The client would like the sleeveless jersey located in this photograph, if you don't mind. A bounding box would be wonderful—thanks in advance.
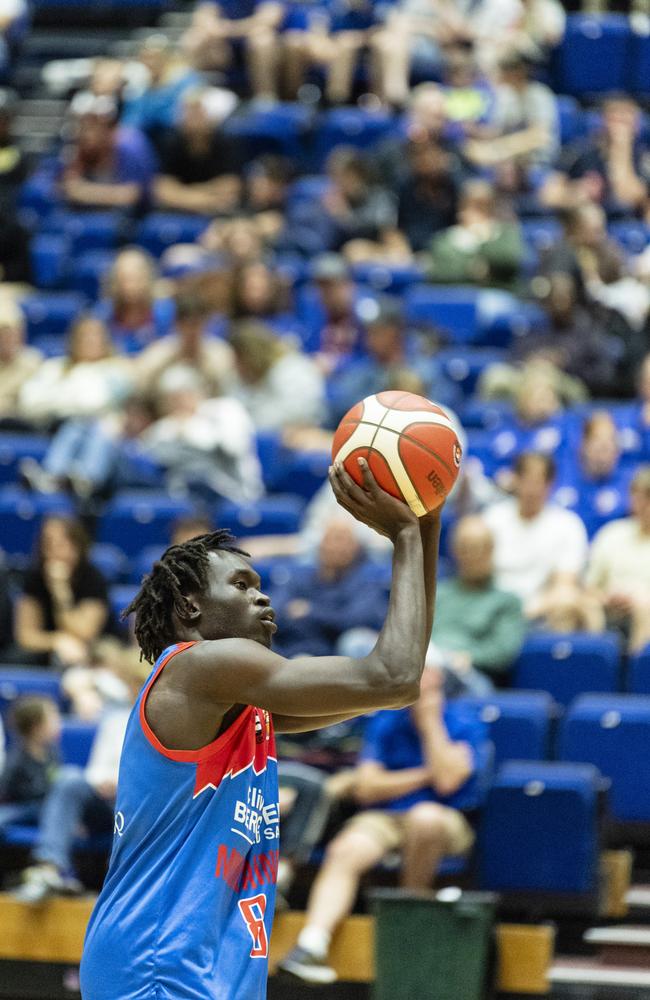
[80,641,279,1000]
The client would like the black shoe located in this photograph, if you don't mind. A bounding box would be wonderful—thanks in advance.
[277,945,337,984]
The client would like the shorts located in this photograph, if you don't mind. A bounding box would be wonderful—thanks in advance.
[345,805,475,856]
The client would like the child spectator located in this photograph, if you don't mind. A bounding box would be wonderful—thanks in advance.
[0,697,61,831]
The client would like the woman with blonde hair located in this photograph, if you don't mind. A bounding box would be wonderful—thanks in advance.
[95,247,174,353]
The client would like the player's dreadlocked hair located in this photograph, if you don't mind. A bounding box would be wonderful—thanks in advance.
[122,530,248,664]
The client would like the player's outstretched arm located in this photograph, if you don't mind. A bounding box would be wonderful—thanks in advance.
[183,460,431,719]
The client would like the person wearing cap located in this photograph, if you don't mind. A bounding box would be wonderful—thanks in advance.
[327,294,460,427]
[60,91,156,212]
[154,87,243,216]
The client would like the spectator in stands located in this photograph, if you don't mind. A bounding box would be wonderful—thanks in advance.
[14,516,111,667]
[182,1,284,102]
[0,0,27,82]
[541,95,650,213]
[278,665,490,984]
[226,320,326,431]
[328,296,459,427]
[59,91,156,212]
[430,515,526,685]
[141,364,263,503]
[424,180,524,291]
[120,34,201,151]
[542,203,624,296]
[95,248,175,355]
[0,88,30,282]
[0,697,61,833]
[483,452,591,625]
[307,253,364,370]
[272,517,388,657]
[230,260,292,323]
[395,137,461,254]
[282,3,372,105]
[321,148,397,259]
[136,292,233,399]
[554,411,632,539]
[17,315,133,429]
[0,297,42,428]
[587,466,650,652]
[15,658,148,903]
[374,84,453,190]
[154,87,242,216]
[60,638,144,722]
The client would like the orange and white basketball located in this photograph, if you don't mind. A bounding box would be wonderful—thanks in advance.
[332,391,462,515]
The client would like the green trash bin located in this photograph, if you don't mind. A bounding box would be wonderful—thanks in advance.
[372,888,498,1000]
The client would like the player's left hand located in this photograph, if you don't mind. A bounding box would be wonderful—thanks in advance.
[329,458,418,541]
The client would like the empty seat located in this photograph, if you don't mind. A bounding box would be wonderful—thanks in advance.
[438,348,508,399]
[458,691,555,766]
[65,249,116,299]
[0,434,49,486]
[350,262,425,295]
[628,645,650,695]
[479,761,603,895]
[109,585,139,628]
[224,103,312,162]
[30,233,70,290]
[90,543,128,585]
[20,291,87,340]
[405,285,479,343]
[552,15,631,95]
[217,495,305,537]
[559,694,650,824]
[60,719,97,768]
[136,214,210,258]
[98,492,196,557]
[0,668,63,719]
[514,632,622,707]
[48,210,121,252]
[311,107,397,169]
[0,487,74,555]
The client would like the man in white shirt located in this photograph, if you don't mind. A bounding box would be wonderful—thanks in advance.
[586,466,650,651]
[484,452,590,625]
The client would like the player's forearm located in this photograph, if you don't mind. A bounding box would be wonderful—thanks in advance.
[419,512,441,651]
[371,523,426,699]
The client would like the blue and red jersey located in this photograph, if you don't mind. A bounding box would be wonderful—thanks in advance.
[80,641,279,1000]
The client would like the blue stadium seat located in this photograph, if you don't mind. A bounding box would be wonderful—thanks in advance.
[629,31,650,94]
[311,107,397,169]
[514,632,622,707]
[269,450,330,501]
[60,719,97,768]
[405,285,479,343]
[438,348,508,399]
[97,492,196,557]
[110,585,139,626]
[253,555,298,594]
[130,544,164,585]
[65,249,116,299]
[0,668,63,719]
[136,214,210,258]
[46,211,121,253]
[350,262,425,295]
[90,543,128,584]
[0,434,49,485]
[223,103,313,162]
[458,399,512,431]
[608,221,650,256]
[286,175,331,209]
[479,761,603,895]
[559,694,650,824]
[552,15,631,95]
[556,95,586,146]
[20,291,87,341]
[217,495,305,537]
[30,233,70,290]
[0,487,74,555]
[458,691,555,766]
[628,645,650,695]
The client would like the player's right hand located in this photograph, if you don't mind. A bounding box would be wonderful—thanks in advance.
[329,458,419,541]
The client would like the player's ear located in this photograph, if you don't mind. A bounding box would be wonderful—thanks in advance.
[175,594,201,624]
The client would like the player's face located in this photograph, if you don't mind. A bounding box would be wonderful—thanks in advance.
[197,551,277,648]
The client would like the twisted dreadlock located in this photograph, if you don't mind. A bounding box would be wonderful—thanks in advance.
[123,530,248,664]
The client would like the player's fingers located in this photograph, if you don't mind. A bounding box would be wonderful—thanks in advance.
[357,456,381,496]
[334,460,372,506]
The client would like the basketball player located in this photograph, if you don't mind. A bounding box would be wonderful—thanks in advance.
[80,459,442,1000]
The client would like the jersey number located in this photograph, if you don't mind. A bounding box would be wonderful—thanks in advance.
[238,894,268,958]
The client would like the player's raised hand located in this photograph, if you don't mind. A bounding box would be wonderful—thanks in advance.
[329,457,418,541]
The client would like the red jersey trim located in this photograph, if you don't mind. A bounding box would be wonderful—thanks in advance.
[139,641,253,764]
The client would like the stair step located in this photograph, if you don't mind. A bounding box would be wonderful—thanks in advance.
[585,926,650,946]
[627,885,650,908]
[551,958,650,987]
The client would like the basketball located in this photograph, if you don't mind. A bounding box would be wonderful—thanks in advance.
[331,391,462,516]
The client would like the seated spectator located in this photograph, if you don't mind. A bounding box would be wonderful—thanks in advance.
[141,364,263,503]
[320,148,397,259]
[328,296,459,427]
[14,516,111,667]
[424,180,524,291]
[554,411,633,539]
[15,659,148,903]
[0,89,30,282]
[59,91,156,212]
[540,95,650,214]
[136,292,233,398]
[121,34,201,151]
[272,518,388,658]
[230,260,293,323]
[0,697,61,833]
[483,452,591,625]
[182,1,284,101]
[0,297,42,428]
[0,0,27,82]
[17,315,133,429]
[242,155,293,249]
[395,137,461,254]
[278,666,491,984]
[306,253,364,369]
[586,466,650,652]
[541,203,625,297]
[95,248,175,354]
[430,515,525,685]
[154,87,242,216]
[61,639,144,722]
[373,84,455,189]
[438,44,494,133]
[226,320,326,431]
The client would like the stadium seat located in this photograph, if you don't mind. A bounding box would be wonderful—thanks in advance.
[46,210,121,253]
[90,543,128,585]
[0,486,74,555]
[551,15,631,95]
[223,103,313,163]
[109,585,138,627]
[608,220,650,256]
[628,645,650,695]
[217,495,305,537]
[20,291,87,341]
[311,107,397,169]
[0,668,63,719]
[97,492,196,557]
[30,233,70,289]
[130,544,164,585]
[136,214,210,258]
[286,175,331,209]
[65,249,116,299]
[559,694,650,824]
[458,399,512,431]
[0,433,49,485]
[438,348,508,399]
[514,632,622,707]
[269,450,329,501]
[350,262,425,295]
[629,30,650,95]
[458,691,556,766]
[556,95,586,146]
[479,761,603,895]
[60,719,97,768]
[405,285,479,343]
